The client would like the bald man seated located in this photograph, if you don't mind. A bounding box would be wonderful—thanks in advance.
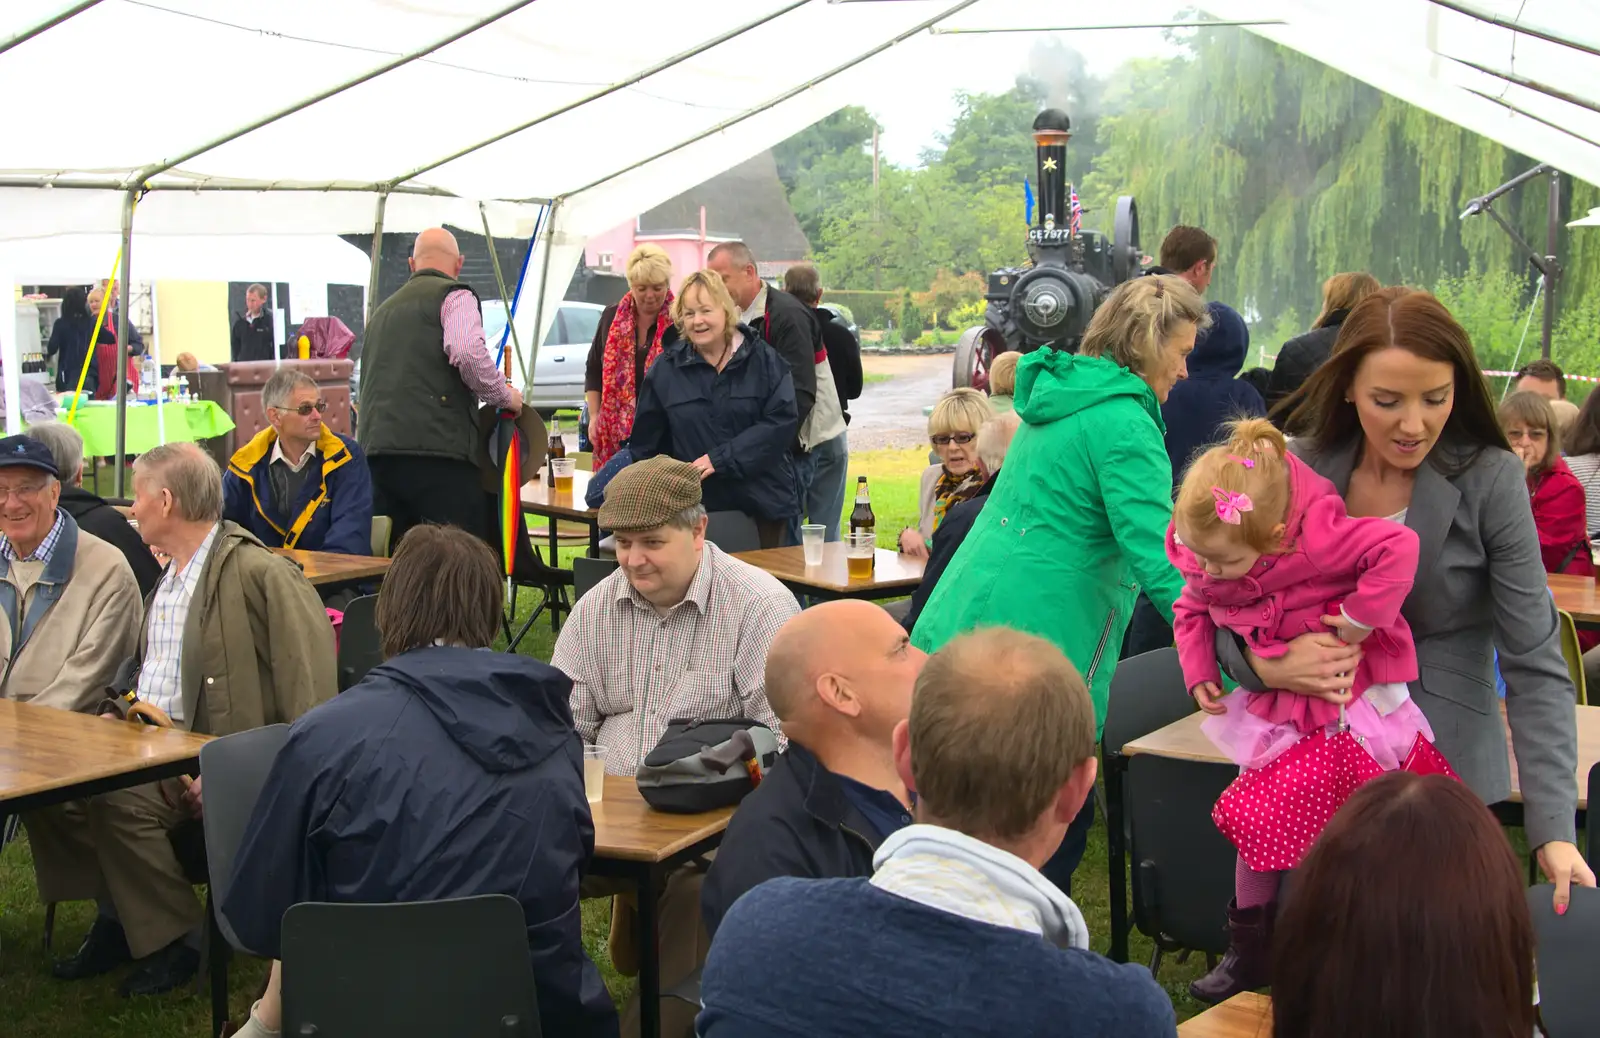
[701,601,926,937]
[356,226,524,550]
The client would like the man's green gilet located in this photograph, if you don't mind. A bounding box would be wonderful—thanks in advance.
[357,268,481,462]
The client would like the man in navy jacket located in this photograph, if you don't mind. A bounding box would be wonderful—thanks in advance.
[702,600,924,937]
[223,368,373,557]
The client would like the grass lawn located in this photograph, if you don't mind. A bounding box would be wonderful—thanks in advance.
[0,446,1222,1035]
[862,372,894,385]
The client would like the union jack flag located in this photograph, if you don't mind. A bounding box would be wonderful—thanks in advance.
[1069,186,1082,236]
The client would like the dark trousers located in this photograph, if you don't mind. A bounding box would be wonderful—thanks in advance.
[1121,592,1173,660]
[1038,792,1097,898]
[368,455,490,552]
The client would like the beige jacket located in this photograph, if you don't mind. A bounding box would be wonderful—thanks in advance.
[131,521,336,736]
[0,511,142,713]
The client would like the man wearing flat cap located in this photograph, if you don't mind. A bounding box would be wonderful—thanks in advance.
[553,454,796,1038]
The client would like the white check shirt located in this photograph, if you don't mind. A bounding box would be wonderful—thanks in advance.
[136,523,220,723]
[551,542,796,775]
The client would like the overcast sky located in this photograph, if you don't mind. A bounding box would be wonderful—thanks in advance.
[869,12,1189,167]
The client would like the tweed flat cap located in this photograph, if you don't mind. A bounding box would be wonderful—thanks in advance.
[598,455,703,532]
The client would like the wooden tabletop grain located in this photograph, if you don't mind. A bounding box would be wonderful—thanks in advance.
[1123,703,1600,809]
[521,470,598,523]
[0,699,212,809]
[590,775,734,863]
[272,548,392,587]
[1178,992,1272,1038]
[733,544,924,596]
[1550,573,1600,625]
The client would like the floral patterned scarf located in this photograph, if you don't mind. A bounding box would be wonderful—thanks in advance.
[592,290,673,466]
[932,467,985,532]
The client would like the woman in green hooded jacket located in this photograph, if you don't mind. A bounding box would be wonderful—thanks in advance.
[910,274,1208,890]
[912,275,1206,723]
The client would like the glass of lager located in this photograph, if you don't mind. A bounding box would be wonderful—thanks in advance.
[845,531,875,580]
[551,457,575,494]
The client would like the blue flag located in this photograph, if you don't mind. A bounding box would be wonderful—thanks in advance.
[1024,177,1035,227]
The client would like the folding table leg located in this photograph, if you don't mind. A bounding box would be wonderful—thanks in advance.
[637,866,662,1038]
[1106,765,1129,964]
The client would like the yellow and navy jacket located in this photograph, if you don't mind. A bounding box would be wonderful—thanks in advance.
[223,425,373,556]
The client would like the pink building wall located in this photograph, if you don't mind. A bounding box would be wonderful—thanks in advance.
[584,221,733,286]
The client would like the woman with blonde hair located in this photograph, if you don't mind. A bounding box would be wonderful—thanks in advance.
[630,269,799,546]
[585,243,678,466]
[1265,271,1381,415]
[899,387,993,559]
[912,274,1208,893]
[986,350,1020,414]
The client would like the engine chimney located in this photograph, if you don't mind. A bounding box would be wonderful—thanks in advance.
[1032,108,1072,233]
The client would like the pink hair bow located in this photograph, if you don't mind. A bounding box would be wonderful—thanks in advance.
[1212,486,1254,525]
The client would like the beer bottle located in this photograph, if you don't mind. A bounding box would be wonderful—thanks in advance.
[547,417,565,482]
[849,476,875,535]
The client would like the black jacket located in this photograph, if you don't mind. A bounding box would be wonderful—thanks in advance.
[702,741,883,938]
[903,472,996,633]
[751,287,820,448]
[226,647,617,1038]
[59,485,162,598]
[47,315,97,394]
[583,303,679,394]
[1161,302,1265,485]
[1265,308,1351,421]
[814,307,863,418]
[231,311,276,363]
[630,326,800,522]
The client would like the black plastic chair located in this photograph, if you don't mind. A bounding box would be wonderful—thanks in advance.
[572,557,619,602]
[200,723,291,1036]
[337,594,382,692]
[1587,761,1600,871]
[281,895,541,1038]
[503,511,575,651]
[1128,752,1239,975]
[1099,648,1198,964]
[1528,883,1600,1037]
[705,511,761,554]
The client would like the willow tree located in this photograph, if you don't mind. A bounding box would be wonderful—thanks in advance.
[1081,28,1600,347]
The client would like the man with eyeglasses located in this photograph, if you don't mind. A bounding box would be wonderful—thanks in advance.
[223,368,373,557]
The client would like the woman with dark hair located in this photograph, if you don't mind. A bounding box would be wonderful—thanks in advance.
[1273,771,1536,1038]
[224,525,618,1038]
[45,286,97,395]
[1499,390,1594,578]
[1207,286,1591,1000]
[1264,271,1381,417]
[1563,389,1600,537]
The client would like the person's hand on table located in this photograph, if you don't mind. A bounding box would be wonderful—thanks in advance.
[1192,681,1227,715]
[691,455,715,480]
[1539,840,1596,915]
[898,528,929,559]
[1246,632,1361,704]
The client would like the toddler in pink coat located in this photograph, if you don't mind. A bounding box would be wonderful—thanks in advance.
[1166,419,1430,924]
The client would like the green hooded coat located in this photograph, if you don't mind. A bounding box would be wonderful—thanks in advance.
[910,349,1186,735]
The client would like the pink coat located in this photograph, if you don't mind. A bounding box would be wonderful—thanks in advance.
[1168,451,1421,732]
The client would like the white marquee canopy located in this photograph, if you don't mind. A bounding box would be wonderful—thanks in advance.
[1,0,1597,451]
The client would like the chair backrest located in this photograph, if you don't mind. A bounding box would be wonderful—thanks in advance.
[1102,648,1195,763]
[705,510,761,554]
[371,515,394,558]
[1588,761,1600,871]
[282,895,541,1038]
[1128,753,1239,954]
[1559,609,1587,705]
[573,557,619,602]
[1527,883,1600,1038]
[199,723,291,955]
[338,594,383,692]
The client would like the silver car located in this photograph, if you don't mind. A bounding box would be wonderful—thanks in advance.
[483,299,603,415]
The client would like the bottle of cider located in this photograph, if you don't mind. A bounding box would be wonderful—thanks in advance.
[849,476,875,535]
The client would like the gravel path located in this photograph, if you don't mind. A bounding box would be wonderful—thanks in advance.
[847,351,953,451]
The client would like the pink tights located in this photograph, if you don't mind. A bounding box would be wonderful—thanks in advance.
[1236,856,1281,908]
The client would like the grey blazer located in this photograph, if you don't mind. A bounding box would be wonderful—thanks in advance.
[1220,437,1578,848]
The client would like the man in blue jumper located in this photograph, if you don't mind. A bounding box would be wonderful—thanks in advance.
[698,627,1177,1038]
[223,368,372,558]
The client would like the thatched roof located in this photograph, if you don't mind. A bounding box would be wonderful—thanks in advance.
[640,149,810,265]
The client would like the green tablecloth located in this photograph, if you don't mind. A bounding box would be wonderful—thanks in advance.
[41,400,236,458]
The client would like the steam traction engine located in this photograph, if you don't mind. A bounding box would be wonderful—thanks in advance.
[953,108,1143,391]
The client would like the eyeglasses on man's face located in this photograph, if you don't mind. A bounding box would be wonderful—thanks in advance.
[0,481,49,503]
[931,432,976,447]
[275,400,328,417]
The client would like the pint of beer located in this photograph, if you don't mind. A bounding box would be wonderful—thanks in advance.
[551,457,575,493]
[846,531,875,580]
